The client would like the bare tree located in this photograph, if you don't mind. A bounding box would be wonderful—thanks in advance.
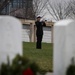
[0,0,13,14]
[33,0,48,18]
[46,0,71,21]
[68,0,75,19]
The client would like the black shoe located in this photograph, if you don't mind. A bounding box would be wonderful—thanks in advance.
[36,47,41,49]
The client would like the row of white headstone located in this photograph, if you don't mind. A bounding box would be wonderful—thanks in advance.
[0,16,75,75]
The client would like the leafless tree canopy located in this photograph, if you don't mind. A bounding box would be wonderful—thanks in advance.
[33,0,47,18]
[0,0,35,20]
[1,0,75,21]
[68,0,75,19]
[46,0,72,21]
[0,0,13,13]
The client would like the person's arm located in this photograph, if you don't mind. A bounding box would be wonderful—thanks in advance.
[42,21,46,27]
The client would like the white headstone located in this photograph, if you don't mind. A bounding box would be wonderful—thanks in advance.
[0,16,22,64]
[54,19,75,75]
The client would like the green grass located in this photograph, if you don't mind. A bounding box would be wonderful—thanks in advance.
[23,42,53,72]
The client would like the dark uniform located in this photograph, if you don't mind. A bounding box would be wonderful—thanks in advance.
[35,21,46,49]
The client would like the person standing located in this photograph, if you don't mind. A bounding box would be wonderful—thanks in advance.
[35,16,46,49]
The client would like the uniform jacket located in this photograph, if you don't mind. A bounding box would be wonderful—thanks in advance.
[35,21,46,36]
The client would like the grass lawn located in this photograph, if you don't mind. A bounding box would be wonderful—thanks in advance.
[23,42,53,72]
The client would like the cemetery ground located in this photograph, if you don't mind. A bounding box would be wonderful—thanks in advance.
[23,42,53,73]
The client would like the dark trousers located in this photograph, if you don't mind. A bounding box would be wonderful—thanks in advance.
[36,35,43,49]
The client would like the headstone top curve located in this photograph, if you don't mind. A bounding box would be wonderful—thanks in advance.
[0,16,21,25]
[55,19,74,26]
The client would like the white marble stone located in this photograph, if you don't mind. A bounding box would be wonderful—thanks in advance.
[53,19,75,75]
[0,16,22,64]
